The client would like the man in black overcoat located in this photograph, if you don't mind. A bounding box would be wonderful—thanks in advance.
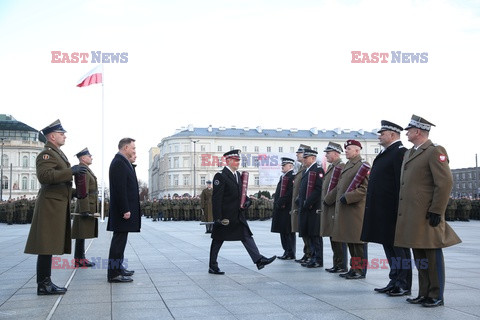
[107,138,141,282]
[271,157,295,260]
[208,149,276,275]
[361,120,412,296]
[297,149,324,268]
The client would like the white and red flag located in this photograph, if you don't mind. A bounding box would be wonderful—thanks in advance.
[76,64,103,87]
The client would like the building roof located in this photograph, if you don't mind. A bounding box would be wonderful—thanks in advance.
[0,114,46,143]
[164,125,378,142]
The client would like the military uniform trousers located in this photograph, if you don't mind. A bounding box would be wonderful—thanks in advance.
[280,232,296,257]
[412,248,445,299]
[330,238,348,269]
[37,255,53,283]
[348,243,368,275]
[383,245,412,290]
[209,225,262,270]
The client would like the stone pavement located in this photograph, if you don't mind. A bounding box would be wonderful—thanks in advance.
[0,219,479,320]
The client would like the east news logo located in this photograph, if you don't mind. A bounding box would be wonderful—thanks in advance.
[51,51,128,63]
[351,51,428,63]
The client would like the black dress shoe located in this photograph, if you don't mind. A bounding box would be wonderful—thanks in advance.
[422,298,444,307]
[339,269,355,278]
[75,258,96,268]
[277,254,288,260]
[256,256,276,270]
[374,285,395,293]
[121,269,134,276]
[305,260,322,268]
[295,255,309,263]
[283,255,295,260]
[326,266,347,273]
[37,277,67,295]
[406,296,427,304]
[208,268,225,275]
[387,287,411,296]
[108,275,133,283]
[346,271,365,279]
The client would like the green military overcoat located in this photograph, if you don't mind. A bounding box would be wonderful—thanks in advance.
[320,159,344,237]
[394,140,461,248]
[24,141,73,255]
[290,165,306,233]
[72,164,98,239]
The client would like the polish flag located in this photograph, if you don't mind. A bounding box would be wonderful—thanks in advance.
[76,65,103,87]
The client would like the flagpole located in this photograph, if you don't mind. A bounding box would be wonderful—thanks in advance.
[101,63,105,222]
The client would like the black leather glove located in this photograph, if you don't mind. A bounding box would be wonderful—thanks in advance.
[426,212,441,227]
[71,165,87,175]
[243,199,252,210]
[340,194,347,205]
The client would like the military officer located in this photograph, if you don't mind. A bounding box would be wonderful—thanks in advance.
[361,121,412,296]
[321,142,347,273]
[291,144,312,264]
[72,148,98,268]
[152,198,160,221]
[297,149,325,268]
[24,119,87,295]
[200,181,213,233]
[445,197,457,221]
[325,139,369,279]
[395,115,461,307]
[271,157,295,260]
[208,150,276,274]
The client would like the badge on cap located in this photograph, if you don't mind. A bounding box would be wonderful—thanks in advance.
[43,154,50,160]
[214,180,220,185]
[319,173,324,178]
[439,154,447,162]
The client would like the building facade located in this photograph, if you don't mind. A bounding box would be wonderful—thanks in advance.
[451,167,480,198]
[0,114,46,200]
[149,125,381,199]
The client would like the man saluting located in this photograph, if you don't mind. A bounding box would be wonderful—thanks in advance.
[208,149,276,275]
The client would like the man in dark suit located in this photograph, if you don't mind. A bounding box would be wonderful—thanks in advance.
[107,138,141,283]
[297,149,324,268]
[271,157,295,260]
[208,149,276,274]
[25,120,87,295]
[361,120,412,296]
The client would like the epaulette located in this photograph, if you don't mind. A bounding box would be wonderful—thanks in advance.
[399,145,405,149]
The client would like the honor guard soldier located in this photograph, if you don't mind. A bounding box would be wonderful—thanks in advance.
[24,119,87,295]
[271,157,296,260]
[208,149,276,274]
[72,148,98,268]
[321,142,347,273]
[361,121,412,296]
[200,180,214,233]
[395,115,461,307]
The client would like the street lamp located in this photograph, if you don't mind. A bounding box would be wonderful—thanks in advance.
[192,139,199,197]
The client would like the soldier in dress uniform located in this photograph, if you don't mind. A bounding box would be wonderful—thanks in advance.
[395,115,461,307]
[325,139,369,279]
[445,197,456,221]
[208,150,276,274]
[321,142,347,273]
[271,157,295,260]
[24,119,87,295]
[72,148,98,268]
[297,149,325,268]
[291,144,313,264]
[200,181,213,233]
[152,198,160,221]
[361,121,411,296]
[6,199,14,225]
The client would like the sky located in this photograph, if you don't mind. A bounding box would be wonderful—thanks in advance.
[1,0,479,187]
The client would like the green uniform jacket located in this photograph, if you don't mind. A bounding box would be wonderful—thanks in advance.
[395,140,461,248]
[320,159,344,237]
[325,155,369,244]
[290,165,306,233]
[72,164,98,239]
[200,187,213,222]
[24,141,73,255]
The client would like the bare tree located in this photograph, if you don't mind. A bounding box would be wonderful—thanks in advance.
[138,180,149,201]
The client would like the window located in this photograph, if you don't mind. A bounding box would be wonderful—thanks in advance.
[217,145,222,152]
[174,145,179,153]
[1,176,7,189]
[374,148,380,154]
[183,157,189,168]
[31,176,37,190]
[173,175,179,186]
[242,146,247,152]
[173,157,179,168]
[22,155,29,168]
[254,146,259,152]
[278,147,283,153]
[266,147,271,152]
[254,156,260,167]
[169,158,172,169]
[31,155,36,167]
[241,157,247,168]
[290,147,295,153]
[254,175,259,186]
[201,145,206,152]
[200,176,206,186]
[313,147,318,152]
[2,155,8,167]
[22,176,28,190]
[183,175,190,186]
[230,146,235,150]
[184,145,189,152]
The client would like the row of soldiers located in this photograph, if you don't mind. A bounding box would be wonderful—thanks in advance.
[445,197,478,221]
[141,195,274,221]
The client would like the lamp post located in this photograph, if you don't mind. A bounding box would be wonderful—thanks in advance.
[192,140,199,197]
[0,138,4,201]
